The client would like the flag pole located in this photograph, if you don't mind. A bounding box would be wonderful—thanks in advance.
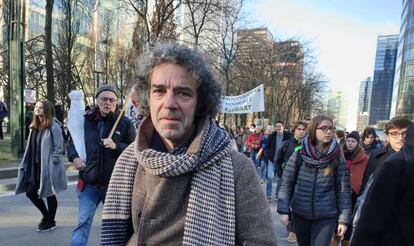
[108,90,133,139]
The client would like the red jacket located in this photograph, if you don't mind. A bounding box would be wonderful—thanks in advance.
[346,146,369,195]
[246,132,263,152]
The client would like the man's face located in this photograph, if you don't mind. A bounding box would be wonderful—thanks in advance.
[275,123,284,134]
[294,124,306,140]
[97,91,117,117]
[363,134,375,145]
[255,126,261,134]
[149,63,198,150]
[387,127,408,152]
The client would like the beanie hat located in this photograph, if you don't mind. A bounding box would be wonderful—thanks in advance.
[347,131,360,144]
[95,84,118,98]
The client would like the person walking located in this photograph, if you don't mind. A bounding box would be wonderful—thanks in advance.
[15,100,67,232]
[277,115,351,246]
[67,85,136,246]
[0,99,8,139]
[359,117,413,194]
[331,131,368,246]
[274,120,307,243]
[246,124,263,168]
[351,124,414,246]
[235,126,248,153]
[361,127,383,156]
[100,43,277,245]
[260,125,273,184]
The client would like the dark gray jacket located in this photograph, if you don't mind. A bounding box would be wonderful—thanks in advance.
[277,152,351,224]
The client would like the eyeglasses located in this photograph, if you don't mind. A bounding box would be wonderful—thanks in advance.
[99,97,116,103]
[388,131,407,139]
[316,126,336,133]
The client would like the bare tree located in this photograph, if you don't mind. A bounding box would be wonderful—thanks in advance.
[121,0,179,45]
[180,0,221,49]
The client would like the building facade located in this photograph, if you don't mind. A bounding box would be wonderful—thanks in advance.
[327,90,348,130]
[368,34,399,125]
[391,0,414,120]
[357,77,372,132]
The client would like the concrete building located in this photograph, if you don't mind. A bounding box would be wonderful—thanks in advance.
[356,77,372,132]
[327,90,348,130]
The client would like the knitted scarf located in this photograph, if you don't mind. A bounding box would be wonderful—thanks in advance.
[300,135,340,168]
[101,117,235,245]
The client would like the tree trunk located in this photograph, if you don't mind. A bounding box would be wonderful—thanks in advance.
[45,0,55,103]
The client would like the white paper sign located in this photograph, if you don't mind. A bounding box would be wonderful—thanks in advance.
[220,84,265,114]
[24,89,36,103]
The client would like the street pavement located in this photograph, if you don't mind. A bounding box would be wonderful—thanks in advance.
[0,180,297,246]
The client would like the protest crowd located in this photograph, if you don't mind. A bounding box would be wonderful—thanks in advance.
[4,42,414,246]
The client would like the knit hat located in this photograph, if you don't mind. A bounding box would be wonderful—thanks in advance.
[95,84,118,98]
[347,131,360,144]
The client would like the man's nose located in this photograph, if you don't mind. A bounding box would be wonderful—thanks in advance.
[164,91,178,108]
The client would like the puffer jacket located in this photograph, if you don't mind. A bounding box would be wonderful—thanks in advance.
[277,151,351,224]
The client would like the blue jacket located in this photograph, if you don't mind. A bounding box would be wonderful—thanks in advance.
[67,108,136,187]
[277,152,351,224]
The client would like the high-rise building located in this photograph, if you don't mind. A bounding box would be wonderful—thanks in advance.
[357,77,372,132]
[327,91,348,130]
[368,34,399,125]
[391,0,414,120]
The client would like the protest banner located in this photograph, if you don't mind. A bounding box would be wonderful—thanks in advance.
[220,84,265,114]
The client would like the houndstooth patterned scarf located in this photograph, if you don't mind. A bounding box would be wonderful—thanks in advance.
[101,117,235,245]
[138,118,235,245]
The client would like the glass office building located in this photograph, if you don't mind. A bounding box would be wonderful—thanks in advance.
[392,0,414,120]
[369,35,399,125]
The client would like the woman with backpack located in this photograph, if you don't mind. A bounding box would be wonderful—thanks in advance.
[331,131,368,246]
[15,100,67,232]
[277,115,351,246]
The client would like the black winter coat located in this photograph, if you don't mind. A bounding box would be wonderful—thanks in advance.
[277,152,351,224]
[268,131,291,162]
[67,109,136,187]
[351,146,414,246]
[274,138,301,177]
[359,145,395,194]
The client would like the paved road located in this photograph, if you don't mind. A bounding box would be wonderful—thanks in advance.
[0,182,296,246]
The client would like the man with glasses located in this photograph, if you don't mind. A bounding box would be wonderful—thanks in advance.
[67,84,136,246]
[352,121,414,245]
[359,117,412,194]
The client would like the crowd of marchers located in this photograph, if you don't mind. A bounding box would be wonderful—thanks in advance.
[8,42,414,246]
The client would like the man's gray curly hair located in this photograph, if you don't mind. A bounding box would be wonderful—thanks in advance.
[132,42,222,121]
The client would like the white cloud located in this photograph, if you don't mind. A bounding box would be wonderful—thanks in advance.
[253,0,400,129]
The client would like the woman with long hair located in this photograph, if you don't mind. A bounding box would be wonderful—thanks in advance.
[15,100,67,232]
[331,131,368,246]
[277,115,351,246]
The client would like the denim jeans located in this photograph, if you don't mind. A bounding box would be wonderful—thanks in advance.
[266,160,275,198]
[250,150,260,168]
[260,159,268,180]
[71,184,107,246]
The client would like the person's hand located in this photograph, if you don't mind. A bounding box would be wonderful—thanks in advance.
[279,214,289,226]
[73,157,85,171]
[102,138,116,150]
[336,223,347,237]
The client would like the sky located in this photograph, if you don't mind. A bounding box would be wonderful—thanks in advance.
[250,0,402,130]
